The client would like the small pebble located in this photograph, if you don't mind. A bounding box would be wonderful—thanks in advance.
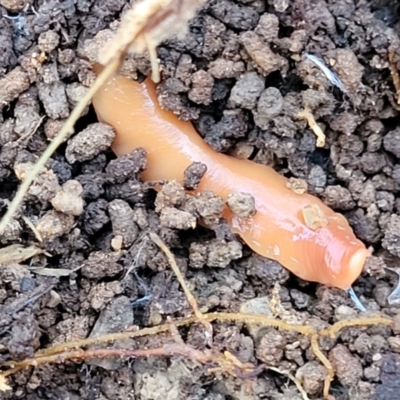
[87,296,134,370]
[51,180,84,216]
[286,177,308,194]
[388,337,400,353]
[36,210,75,241]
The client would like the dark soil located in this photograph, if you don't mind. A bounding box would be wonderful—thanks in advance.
[1,0,400,399]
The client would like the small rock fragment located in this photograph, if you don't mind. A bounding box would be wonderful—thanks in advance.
[388,337,400,353]
[66,123,115,164]
[108,199,138,247]
[239,296,273,338]
[230,141,254,160]
[51,180,84,216]
[87,296,134,370]
[46,290,61,308]
[302,204,328,230]
[111,235,123,252]
[159,207,196,230]
[0,0,27,11]
[286,177,308,194]
[36,210,74,241]
[227,192,256,218]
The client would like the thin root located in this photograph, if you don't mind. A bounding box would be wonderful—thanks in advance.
[268,366,310,400]
[149,231,214,345]
[0,229,394,400]
[298,108,326,147]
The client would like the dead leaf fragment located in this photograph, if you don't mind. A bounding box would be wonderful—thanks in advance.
[28,266,81,277]
[0,244,43,265]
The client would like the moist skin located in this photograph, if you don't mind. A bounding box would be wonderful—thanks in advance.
[92,70,370,290]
